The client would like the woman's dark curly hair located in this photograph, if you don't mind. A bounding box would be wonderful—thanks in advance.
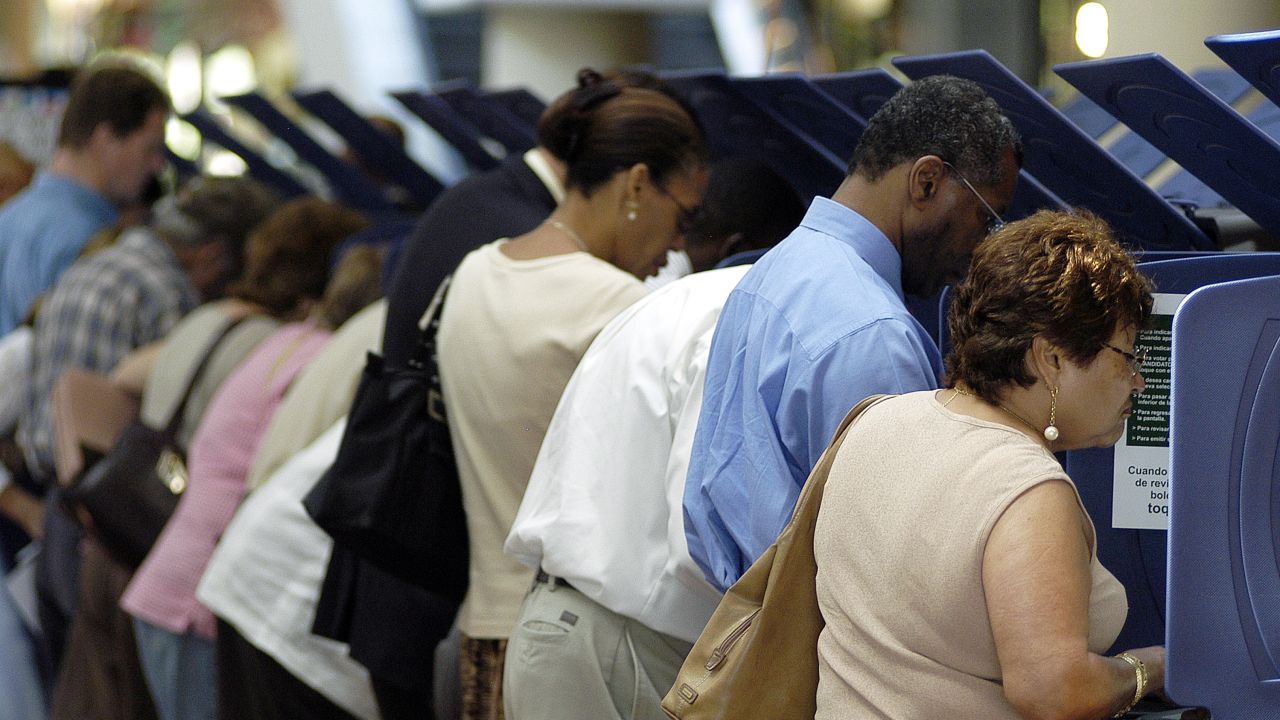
[945,209,1153,404]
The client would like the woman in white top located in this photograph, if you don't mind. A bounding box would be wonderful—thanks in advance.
[436,68,708,720]
[815,210,1165,719]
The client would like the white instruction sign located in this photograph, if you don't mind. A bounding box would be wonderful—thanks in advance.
[1112,293,1186,530]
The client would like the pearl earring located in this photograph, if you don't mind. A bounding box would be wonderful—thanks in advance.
[1043,386,1060,442]
[626,201,638,222]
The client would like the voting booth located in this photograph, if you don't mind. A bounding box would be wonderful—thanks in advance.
[1164,271,1280,718]
[293,88,445,211]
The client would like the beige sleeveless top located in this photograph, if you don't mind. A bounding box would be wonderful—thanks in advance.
[814,391,1126,719]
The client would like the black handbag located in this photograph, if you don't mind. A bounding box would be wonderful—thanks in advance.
[303,277,468,599]
[69,315,247,569]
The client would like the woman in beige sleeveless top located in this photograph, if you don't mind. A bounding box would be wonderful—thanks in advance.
[815,210,1165,719]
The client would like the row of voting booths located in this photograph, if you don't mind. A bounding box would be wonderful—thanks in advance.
[181,28,1280,719]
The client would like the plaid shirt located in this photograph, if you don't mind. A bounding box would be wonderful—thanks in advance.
[19,227,198,477]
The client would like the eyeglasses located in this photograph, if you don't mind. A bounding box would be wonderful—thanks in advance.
[1103,342,1147,377]
[654,183,703,234]
[942,161,1006,234]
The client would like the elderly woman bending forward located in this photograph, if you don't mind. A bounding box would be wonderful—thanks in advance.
[814,210,1163,720]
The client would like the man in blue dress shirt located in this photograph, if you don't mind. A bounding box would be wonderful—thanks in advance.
[684,75,1023,591]
[0,61,169,336]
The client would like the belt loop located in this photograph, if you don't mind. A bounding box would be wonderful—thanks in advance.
[535,568,571,590]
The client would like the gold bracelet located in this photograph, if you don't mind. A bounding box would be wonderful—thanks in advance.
[1111,652,1148,718]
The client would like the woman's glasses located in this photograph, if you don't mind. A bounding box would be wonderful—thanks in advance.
[1103,342,1147,377]
[654,183,703,234]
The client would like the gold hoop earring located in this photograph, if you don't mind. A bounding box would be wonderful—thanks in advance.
[1044,386,1060,442]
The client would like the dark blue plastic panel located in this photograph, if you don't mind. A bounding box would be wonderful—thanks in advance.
[1077,68,1253,209]
[729,73,867,165]
[1066,254,1280,654]
[166,149,200,183]
[892,50,1212,251]
[1107,68,1256,183]
[293,89,444,210]
[1055,54,1280,239]
[1141,254,1280,294]
[1167,273,1280,717]
[223,92,394,213]
[181,109,308,199]
[1158,170,1229,210]
[1206,29,1280,110]
[1059,93,1119,138]
[391,90,501,172]
[482,87,545,132]
[661,70,844,202]
[811,67,904,121]
[1160,98,1280,208]
[434,80,538,155]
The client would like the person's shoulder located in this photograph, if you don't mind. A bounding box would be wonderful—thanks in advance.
[570,253,647,289]
[426,159,540,212]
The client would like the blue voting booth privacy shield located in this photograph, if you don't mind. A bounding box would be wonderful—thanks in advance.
[392,89,504,172]
[729,73,868,165]
[1054,54,1280,240]
[1166,273,1280,717]
[1206,29,1280,109]
[292,88,445,211]
[661,69,846,202]
[1065,253,1280,655]
[180,109,310,200]
[433,80,538,156]
[481,87,545,133]
[222,92,397,214]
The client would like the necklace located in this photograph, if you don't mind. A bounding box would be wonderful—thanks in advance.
[951,387,1042,438]
[548,219,589,253]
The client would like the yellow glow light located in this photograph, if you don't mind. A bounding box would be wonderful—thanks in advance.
[1075,2,1109,59]
[166,117,201,161]
[206,150,248,177]
[166,42,203,115]
[205,45,257,101]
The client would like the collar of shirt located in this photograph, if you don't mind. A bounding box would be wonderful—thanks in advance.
[522,148,565,205]
[118,225,183,266]
[800,196,904,301]
[32,171,118,226]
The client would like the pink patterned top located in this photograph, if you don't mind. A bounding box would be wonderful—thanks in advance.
[122,320,331,639]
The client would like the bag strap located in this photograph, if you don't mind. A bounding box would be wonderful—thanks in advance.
[786,393,894,531]
[410,275,452,371]
[160,314,251,436]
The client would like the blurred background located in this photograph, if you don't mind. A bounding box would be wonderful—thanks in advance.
[2,0,1277,186]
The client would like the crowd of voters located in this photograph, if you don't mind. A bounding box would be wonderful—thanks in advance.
[0,57,1169,720]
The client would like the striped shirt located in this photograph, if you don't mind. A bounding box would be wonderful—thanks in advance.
[19,227,198,477]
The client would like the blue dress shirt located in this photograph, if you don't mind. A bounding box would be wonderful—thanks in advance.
[0,173,117,335]
[684,197,943,590]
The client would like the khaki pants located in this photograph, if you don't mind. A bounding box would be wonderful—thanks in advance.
[503,577,692,720]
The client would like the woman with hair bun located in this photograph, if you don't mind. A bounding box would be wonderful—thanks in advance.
[437,68,708,720]
[814,210,1165,719]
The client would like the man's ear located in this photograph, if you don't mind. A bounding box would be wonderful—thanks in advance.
[86,122,117,153]
[717,231,747,259]
[908,155,946,206]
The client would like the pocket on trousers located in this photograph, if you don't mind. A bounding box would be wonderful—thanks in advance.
[516,616,574,668]
[520,619,571,638]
